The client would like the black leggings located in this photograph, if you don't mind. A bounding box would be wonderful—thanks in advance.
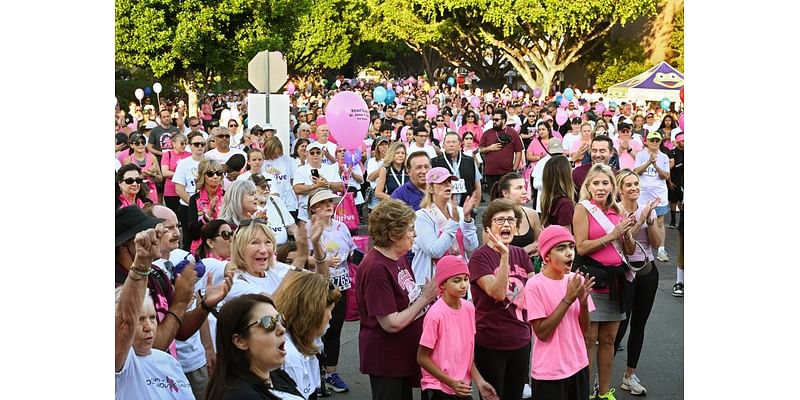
[321,288,347,368]
[474,342,531,400]
[178,204,190,251]
[614,263,659,369]
[369,375,414,400]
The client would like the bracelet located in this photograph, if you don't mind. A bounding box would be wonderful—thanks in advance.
[130,264,153,277]
[127,271,147,281]
[561,298,573,306]
[314,255,328,263]
[165,311,183,328]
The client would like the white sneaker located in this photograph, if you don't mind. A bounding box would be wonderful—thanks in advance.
[656,248,669,262]
[522,383,532,399]
[621,373,647,396]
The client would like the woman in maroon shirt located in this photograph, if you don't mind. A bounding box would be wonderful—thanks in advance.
[356,199,438,400]
[468,198,535,399]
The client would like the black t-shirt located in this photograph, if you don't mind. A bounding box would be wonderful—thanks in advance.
[668,148,684,188]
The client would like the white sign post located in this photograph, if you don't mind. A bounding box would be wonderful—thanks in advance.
[248,51,290,154]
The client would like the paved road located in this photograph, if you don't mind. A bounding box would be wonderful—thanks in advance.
[329,207,683,400]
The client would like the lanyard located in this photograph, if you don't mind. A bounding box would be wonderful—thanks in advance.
[443,153,461,178]
[390,166,405,187]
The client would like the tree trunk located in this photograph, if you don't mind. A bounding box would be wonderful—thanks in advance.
[180,78,199,118]
[538,70,556,99]
[646,0,681,65]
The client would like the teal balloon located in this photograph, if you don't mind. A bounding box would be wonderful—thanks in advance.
[447,76,455,86]
[385,88,396,104]
[563,88,574,101]
[609,101,618,108]
[555,95,563,105]
[660,98,671,110]
[373,86,387,103]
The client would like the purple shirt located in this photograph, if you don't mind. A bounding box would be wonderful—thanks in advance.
[391,181,425,211]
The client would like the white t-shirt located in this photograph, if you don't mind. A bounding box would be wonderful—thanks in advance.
[366,158,383,188]
[261,155,297,211]
[196,257,230,352]
[282,333,320,399]
[308,220,357,291]
[561,132,581,153]
[172,157,201,206]
[531,154,553,213]
[294,164,342,222]
[225,263,292,300]
[115,348,195,399]
[265,195,296,245]
[407,142,437,159]
[634,150,670,207]
[203,148,246,164]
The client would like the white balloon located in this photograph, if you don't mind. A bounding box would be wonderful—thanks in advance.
[135,88,144,100]
[153,82,162,94]
[335,79,341,88]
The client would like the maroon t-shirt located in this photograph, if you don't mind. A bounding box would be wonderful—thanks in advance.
[468,245,534,350]
[547,195,575,227]
[357,248,427,378]
[479,127,523,176]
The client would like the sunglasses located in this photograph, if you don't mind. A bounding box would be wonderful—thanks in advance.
[239,218,269,228]
[436,119,444,122]
[245,313,286,333]
[252,132,264,136]
[309,150,322,156]
[190,123,200,128]
[228,124,238,128]
[217,134,231,139]
[191,142,205,147]
[205,170,225,177]
[122,177,144,185]
[131,141,145,146]
[214,230,234,240]
[492,217,517,226]
[492,118,502,122]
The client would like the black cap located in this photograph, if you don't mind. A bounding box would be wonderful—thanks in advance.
[225,154,247,171]
[115,206,164,246]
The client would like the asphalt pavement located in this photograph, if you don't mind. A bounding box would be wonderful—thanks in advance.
[329,204,683,400]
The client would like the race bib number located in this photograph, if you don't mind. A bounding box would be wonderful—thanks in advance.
[330,266,352,291]
[451,179,467,194]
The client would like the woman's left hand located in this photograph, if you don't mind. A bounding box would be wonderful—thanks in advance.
[204,271,234,307]
[462,191,478,219]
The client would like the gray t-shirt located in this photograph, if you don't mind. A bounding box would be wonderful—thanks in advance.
[149,125,179,153]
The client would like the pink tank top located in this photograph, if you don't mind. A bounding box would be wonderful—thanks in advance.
[584,200,624,266]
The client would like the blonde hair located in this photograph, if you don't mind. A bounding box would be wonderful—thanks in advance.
[196,158,223,190]
[579,163,622,214]
[272,273,340,356]
[263,136,283,160]
[228,222,277,272]
[383,142,407,168]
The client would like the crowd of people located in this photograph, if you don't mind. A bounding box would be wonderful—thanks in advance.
[114,79,684,400]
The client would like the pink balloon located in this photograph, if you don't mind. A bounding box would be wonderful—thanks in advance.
[325,91,370,150]
[511,90,518,99]
[570,111,579,118]
[679,113,684,130]
[533,88,542,98]
[287,82,296,95]
[594,102,605,114]
[555,91,562,97]
[387,82,393,90]
[470,96,480,109]
[426,104,439,119]
[395,85,403,94]
[555,109,568,126]
[560,98,569,108]
[583,105,590,112]
[429,89,436,98]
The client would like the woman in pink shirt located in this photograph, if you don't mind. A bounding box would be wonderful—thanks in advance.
[123,132,162,204]
[161,133,191,219]
[458,110,483,144]
[572,164,636,400]
[115,163,153,209]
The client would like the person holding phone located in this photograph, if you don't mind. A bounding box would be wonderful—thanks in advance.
[293,142,344,223]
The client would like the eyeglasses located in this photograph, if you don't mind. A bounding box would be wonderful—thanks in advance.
[191,142,205,147]
[492,217,517,226]
[244,313,286,332]
[647,138,662,143]
[213,230,233,240]
[122,177,144,185]
[252,132,264,136]
[416,134,429,138]
[131,141,145,146]
[436,119,444,122]
[205,170,225,177]
[217,134,231,139]
[492,118,502,122]
[309,150,322,156]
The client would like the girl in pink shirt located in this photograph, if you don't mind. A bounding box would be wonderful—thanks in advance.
[525,225,595,400]
[417,256,498,400]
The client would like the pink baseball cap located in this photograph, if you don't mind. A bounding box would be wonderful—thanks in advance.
[435,255,470,288]
[426,167,457,184]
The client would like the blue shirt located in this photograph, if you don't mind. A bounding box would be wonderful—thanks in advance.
[391,181,425,210]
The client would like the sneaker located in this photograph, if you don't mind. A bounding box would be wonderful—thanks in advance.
[672,283,684,297]
[667,223,677,229]
[656,248,669,262]
[324,372,350,393]
[621,374,647,396]
[522,383,532,399]
[597,388,617,400]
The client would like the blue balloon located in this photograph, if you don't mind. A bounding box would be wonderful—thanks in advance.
[660,97,672,110]
[144,86,152,96]
[447,77,455,86]
[563,87,574,101]
[385,89,396,104]
[373,86,387,103]
[555,95,563,105]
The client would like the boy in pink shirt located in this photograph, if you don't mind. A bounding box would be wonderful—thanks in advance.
[417,256,498,400]
[525,225,596,400]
